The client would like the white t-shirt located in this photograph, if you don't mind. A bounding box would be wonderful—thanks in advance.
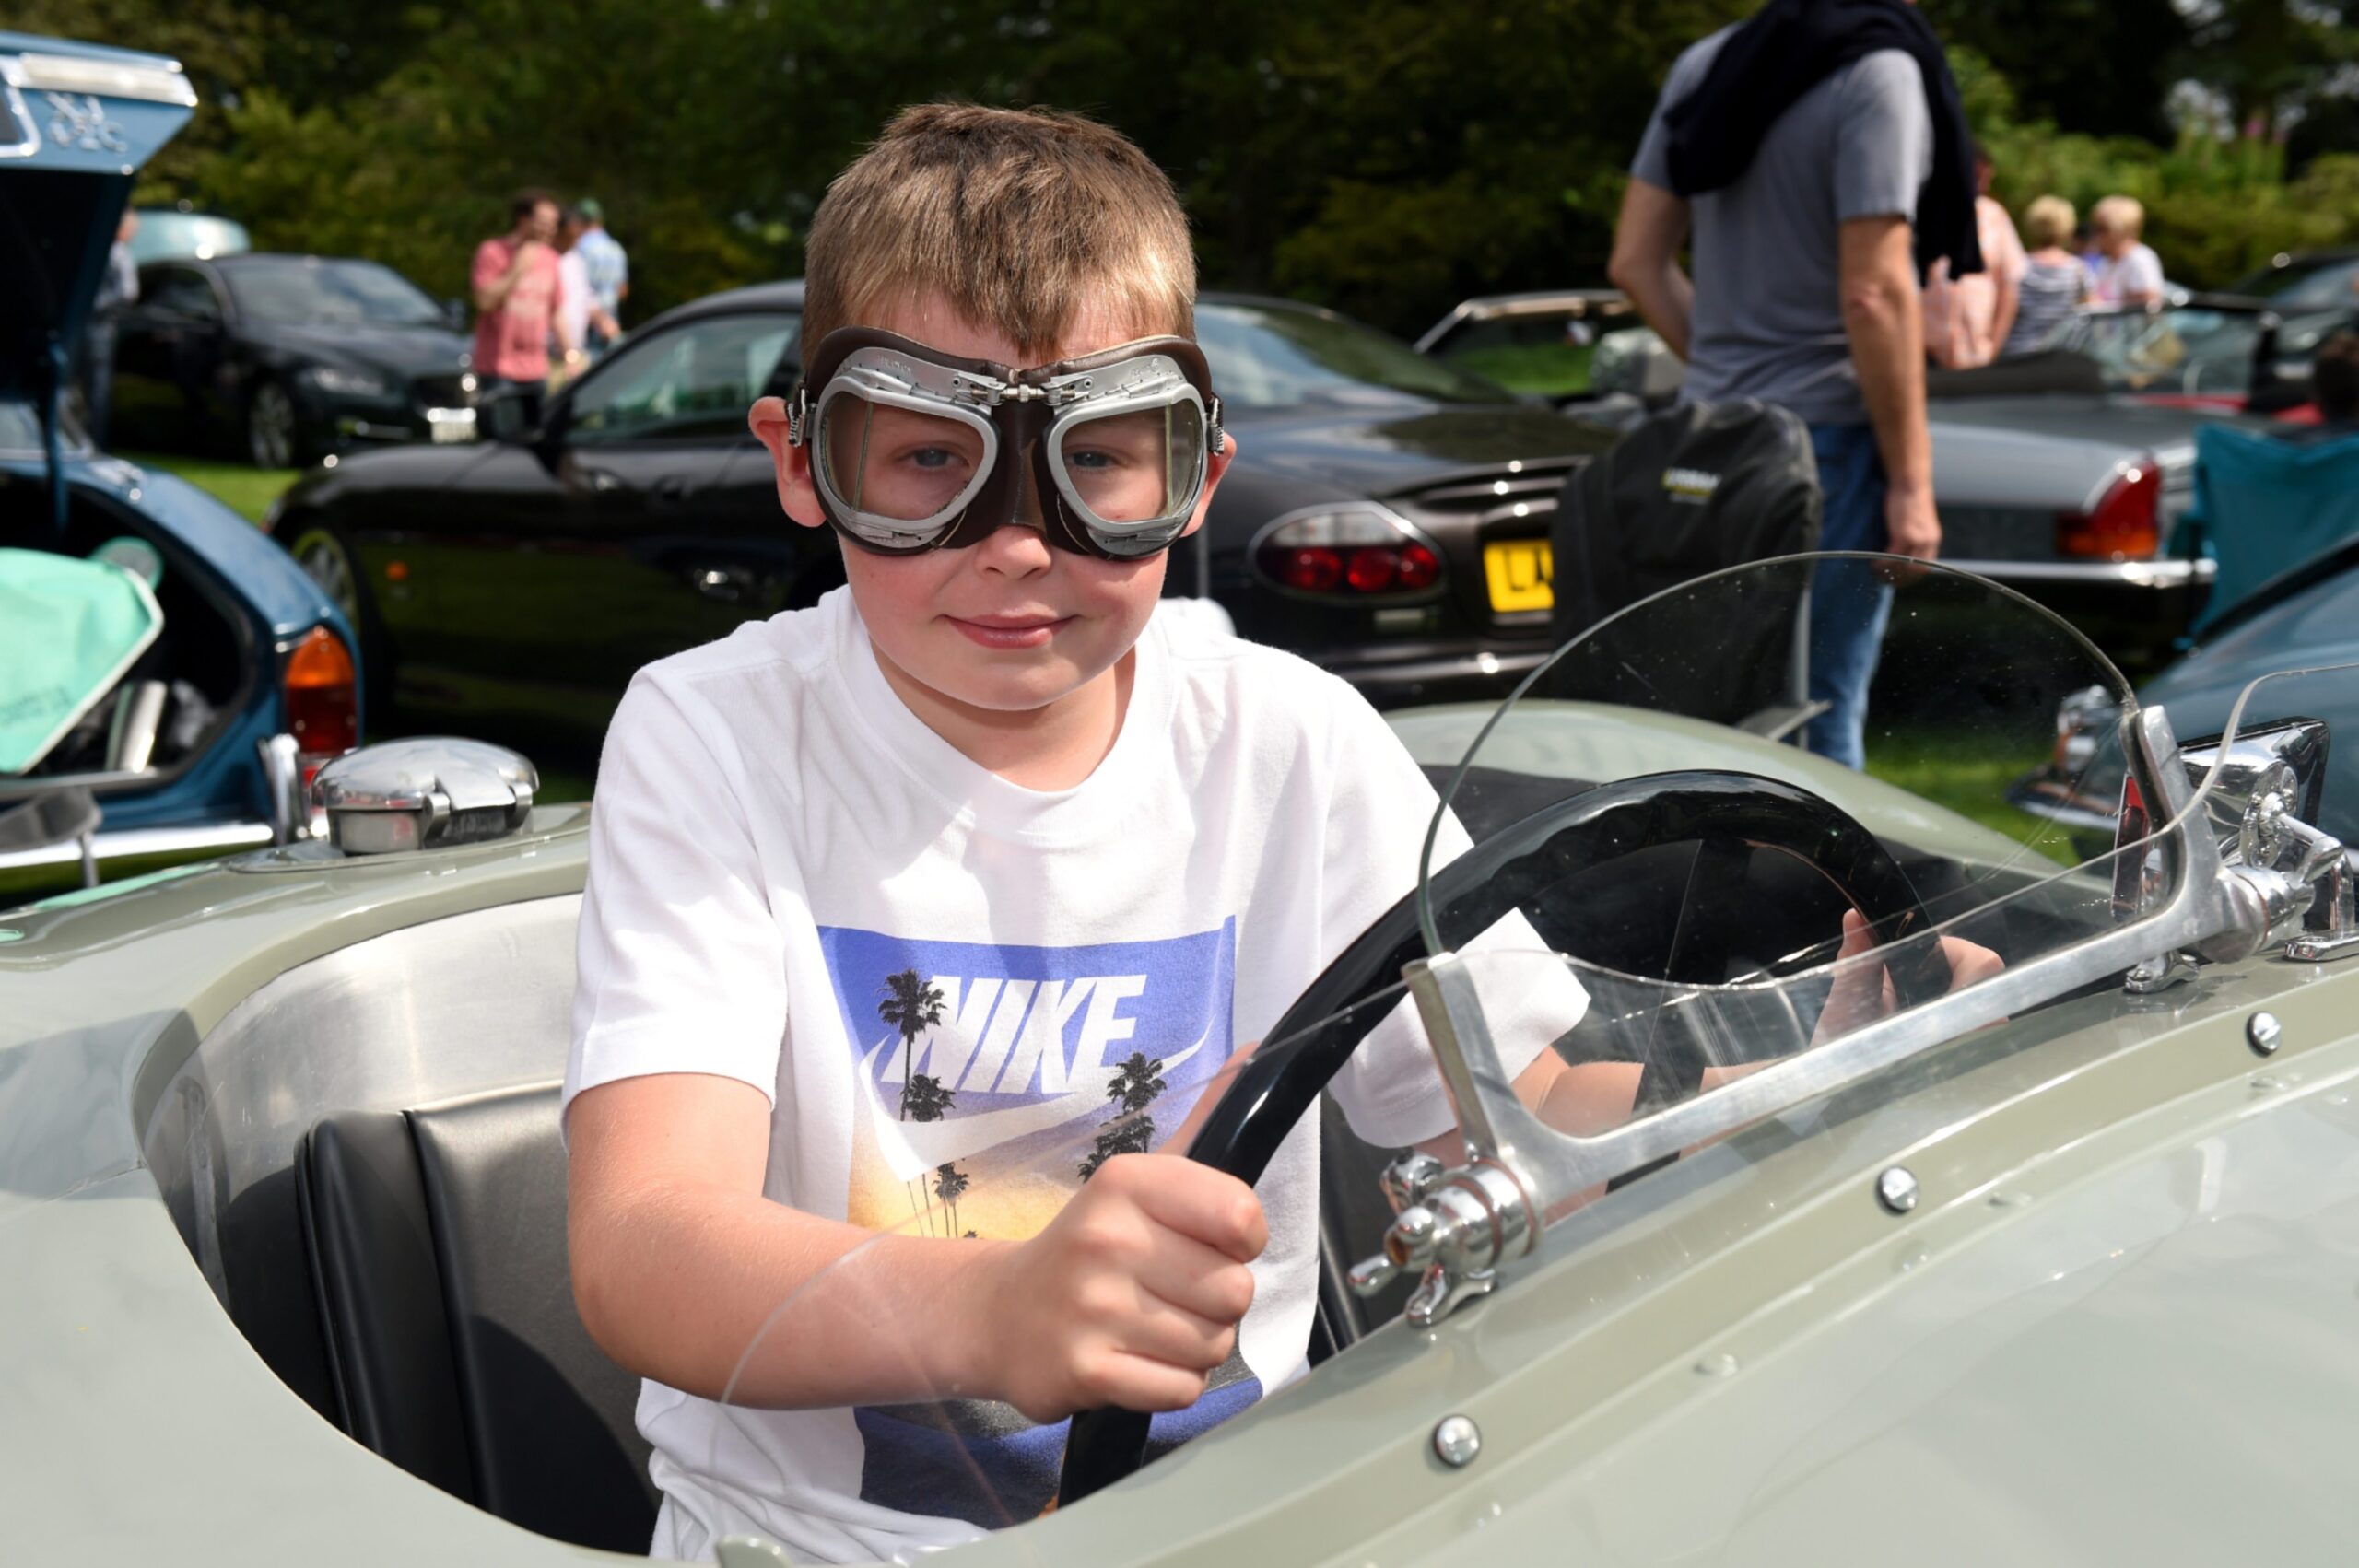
[565,590,1574,1563]
[2093,241,2165,306]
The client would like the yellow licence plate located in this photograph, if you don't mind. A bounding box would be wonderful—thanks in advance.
[1484,538,1555,613]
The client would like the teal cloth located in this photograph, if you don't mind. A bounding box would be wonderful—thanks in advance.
[0,546,163,774]
[2186,427,2359,634]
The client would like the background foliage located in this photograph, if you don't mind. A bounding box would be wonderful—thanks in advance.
[15,0,2359,338]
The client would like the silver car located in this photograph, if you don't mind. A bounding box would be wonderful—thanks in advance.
[1419,290,2355,668]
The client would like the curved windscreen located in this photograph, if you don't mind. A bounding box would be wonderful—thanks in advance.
[1194,301,1511,410]
[1409,554,2248,1197]
[224,257,443,326]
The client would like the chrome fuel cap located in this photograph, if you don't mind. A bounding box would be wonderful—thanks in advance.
[311,737,538,855]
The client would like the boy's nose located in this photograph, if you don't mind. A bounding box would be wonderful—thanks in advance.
[975,457,1053,574]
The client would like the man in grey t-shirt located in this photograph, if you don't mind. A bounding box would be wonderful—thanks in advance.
[1610,28,1942,768]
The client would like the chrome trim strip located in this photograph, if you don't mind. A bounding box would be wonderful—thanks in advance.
[0,819,274,873]
[10,52,197,108]
[1949,556,2214,588]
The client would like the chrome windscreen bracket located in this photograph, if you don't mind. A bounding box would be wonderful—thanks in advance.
[1342,954,1541,1329]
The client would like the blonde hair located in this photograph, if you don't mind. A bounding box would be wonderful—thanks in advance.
[2091,194,2144,239]
[2023,194,2076,250]
[801,103,1195,357]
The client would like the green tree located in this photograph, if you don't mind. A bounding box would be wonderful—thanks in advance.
[1921,0,2188,142]
[2174,0,2359,141]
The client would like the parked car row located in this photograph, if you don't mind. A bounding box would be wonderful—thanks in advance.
[263,279,1620,755]
[21,23,2359,917]
[1420,287,2359,669]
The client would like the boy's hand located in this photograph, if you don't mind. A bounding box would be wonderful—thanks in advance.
[1814,908,2005,1042]
[982,1153,1266,1424]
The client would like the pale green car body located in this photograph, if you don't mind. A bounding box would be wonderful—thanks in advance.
[8,692,2358,1566]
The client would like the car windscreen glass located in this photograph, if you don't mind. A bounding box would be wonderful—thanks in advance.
[709,976,1438,1536]
[2236,256,2359,309]
[1411,555,2244,1207]
[1427,302,1643,397]
[565,311,800,446]
[125,210,251,266]
[2057,306,2266,396]
[223,258,442,327]
[144,267,221,321]
[1196,301,1511,410]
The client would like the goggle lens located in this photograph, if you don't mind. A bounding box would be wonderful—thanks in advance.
[816,391,991,524]
[1055,399,1208,526]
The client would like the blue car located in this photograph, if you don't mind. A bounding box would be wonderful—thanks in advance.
[0,33,358,903]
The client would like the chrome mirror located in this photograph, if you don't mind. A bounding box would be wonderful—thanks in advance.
[310,738,537,855]
[2177,716,2352,956]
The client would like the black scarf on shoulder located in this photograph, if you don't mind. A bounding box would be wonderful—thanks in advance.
[1661,0,1980,280]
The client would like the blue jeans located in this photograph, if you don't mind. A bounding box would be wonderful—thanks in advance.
[1802,424,1894,770]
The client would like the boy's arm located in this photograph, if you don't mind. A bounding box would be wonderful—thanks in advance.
[569,1071,1266,1420]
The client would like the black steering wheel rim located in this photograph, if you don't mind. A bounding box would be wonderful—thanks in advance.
[1054,768,1945,1507]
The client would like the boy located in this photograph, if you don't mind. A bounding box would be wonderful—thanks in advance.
[562,103,1586,1563]
[564,103,1978,1563]
[2088,195,2165,310]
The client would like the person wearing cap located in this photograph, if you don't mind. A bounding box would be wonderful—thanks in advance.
[572,197,628,353]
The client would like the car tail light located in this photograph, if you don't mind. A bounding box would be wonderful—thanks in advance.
[284,626,358,783]
[1253,505,1445,602]
[2055,462,2161,560]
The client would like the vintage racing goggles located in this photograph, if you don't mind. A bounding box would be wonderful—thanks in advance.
[787,327,1225,560]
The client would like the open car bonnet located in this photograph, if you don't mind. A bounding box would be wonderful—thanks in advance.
[0,31,195,491]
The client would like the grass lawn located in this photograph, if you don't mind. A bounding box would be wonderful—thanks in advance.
[1443,340,1596,397]
[122,449,299,527]
[1865,724,2078,866]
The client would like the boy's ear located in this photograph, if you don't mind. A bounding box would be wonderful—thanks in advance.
[1180,427,1239,540]
[748,395,827,530]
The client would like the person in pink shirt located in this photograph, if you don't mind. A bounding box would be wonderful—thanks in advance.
[1922,147,2026,369]
[472,189,568,405]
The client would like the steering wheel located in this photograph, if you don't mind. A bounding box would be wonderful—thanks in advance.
[1054,769,1946,1506]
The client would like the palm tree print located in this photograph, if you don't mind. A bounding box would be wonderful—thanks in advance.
[933,1162,970,1237]
[1079,1051,1167,1182]
[900,1072,956,1122]
[1107,1051,1166,1115]
[875,969,945,1121]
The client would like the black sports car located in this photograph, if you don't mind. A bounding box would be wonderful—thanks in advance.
[114,252,477,468]
[266,280,1609,752]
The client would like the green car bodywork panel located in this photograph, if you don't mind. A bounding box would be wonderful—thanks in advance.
[5,766,2359,1562]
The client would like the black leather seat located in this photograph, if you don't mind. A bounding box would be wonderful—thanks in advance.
[296,1084,658,1552]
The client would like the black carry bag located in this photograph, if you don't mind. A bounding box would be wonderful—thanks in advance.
[1548,398,1823,735]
